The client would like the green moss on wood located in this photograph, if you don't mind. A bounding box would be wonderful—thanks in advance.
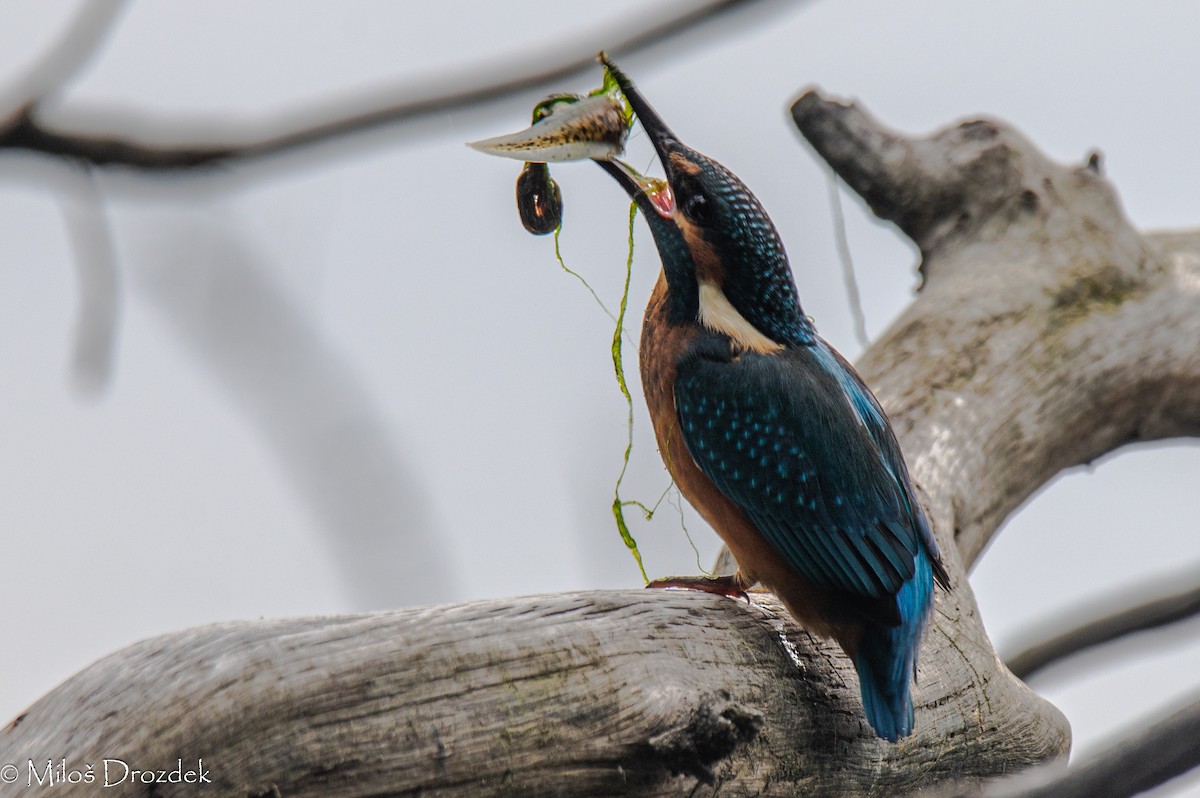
[1047,264,1141,325]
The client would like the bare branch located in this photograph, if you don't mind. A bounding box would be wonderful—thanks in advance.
[792,90,922,242]
[1002,692,1200,798]
[57,166,120,397]
[132,223,457,609]
[0,0,128,118]
[0,0,795,172]
[825,170,871,348]
[1005,564,1200,681]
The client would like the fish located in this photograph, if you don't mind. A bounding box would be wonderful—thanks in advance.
[468,91,630,163]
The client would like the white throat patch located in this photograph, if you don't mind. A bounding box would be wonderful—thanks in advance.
[697,281,784,354]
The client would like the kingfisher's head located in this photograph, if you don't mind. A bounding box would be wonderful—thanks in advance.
[595,56,814,350]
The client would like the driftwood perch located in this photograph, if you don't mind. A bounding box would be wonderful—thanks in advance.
[5,88,1199,796]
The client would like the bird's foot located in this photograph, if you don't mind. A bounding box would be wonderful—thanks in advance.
[645,574,749,602]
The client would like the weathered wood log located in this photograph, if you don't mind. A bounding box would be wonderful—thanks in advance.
[5,89,1199,796]
[3,587,1062,797]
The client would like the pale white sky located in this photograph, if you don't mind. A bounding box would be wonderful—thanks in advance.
[1,2,1198,793]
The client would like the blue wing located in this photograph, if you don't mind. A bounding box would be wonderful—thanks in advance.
[674,334,939,604]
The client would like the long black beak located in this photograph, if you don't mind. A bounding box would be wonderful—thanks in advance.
[596,55,679,218]
[599,55,683,165]
[594,159,673,221]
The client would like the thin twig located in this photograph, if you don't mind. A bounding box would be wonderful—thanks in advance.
[1005,565,1200,681]
[0,0,129,118]
[826,171,870,349]
[57,165,120,397]
[0,0,794,172]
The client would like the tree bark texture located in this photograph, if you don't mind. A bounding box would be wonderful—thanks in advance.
[6,90,1199,796]
[791,91,1200,567]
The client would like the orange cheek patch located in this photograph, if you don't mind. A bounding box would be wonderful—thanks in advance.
[677,216,722,285]
[668,152,702,177]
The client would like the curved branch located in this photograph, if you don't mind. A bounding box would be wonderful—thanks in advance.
[1008,693,1200,798]
[1006,565,1200,681]
[131,224,457,610]
[0,0,794,171]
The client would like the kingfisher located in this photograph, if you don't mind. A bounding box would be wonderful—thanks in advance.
[593,58,950,742]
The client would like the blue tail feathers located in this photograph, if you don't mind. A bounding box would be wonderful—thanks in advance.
[854,548,935,742]
[855,642,914,742]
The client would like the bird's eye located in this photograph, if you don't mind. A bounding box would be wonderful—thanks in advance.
[683,192,710,222]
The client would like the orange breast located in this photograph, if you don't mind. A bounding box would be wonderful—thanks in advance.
[638,273,863,652]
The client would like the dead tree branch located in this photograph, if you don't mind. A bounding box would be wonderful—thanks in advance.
[131,223,456,610]
[962,692,1200,798]
[1014,692,1200,798]
[0,0,793,172]
[1005,565,1200,681]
